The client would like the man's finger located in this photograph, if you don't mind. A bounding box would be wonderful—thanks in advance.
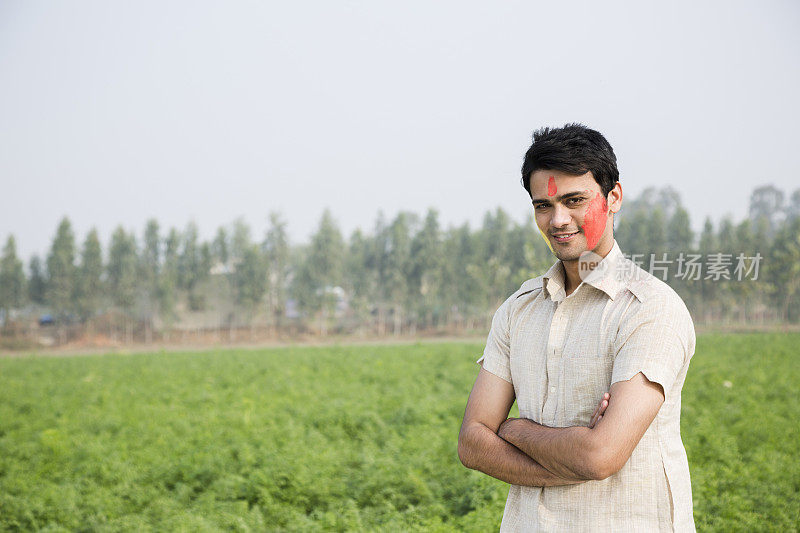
[589,403,603,428]
[597,393,610,415]
[589,393,611,428]
[589,408,601,427]
[590,401,601,421]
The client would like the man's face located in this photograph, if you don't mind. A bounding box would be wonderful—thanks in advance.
[530,169,619,262]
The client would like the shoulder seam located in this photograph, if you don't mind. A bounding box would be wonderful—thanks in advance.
[627,272,659,302]
[514,276,544,299]
[515,288,540,300]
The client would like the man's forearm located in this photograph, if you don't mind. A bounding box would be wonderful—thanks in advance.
[458,422,588,486]
[498,419,601,480]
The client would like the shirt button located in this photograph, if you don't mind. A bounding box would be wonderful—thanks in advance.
[550,386,556,393]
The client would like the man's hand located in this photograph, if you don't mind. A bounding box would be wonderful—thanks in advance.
[588,392,609,429]
[496,417,530,449]
[498,391,609,441]
[497,417,520,442]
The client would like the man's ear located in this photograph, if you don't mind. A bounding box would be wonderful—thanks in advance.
[608,183,623,214]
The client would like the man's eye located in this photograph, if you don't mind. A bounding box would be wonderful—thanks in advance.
[567,198,584,205]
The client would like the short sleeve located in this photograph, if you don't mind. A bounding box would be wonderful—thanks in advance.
[611,299,692,401]
[476,297,513,384]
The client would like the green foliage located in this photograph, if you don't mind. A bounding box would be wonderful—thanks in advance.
[178,221,210,311]
[683,333,800,530]
[75,229,104,321]
[230,217,252,265]
[107,226,138,314]
[748,185,785,237]
[46,217,77,320]
[294,210,345,320]
[0,235,27,316]
[766,216,800,321]
[666,206,694,253]
[0,342,505,530]
[12,185,800,341]
[470,208,514,309]
[27,255,47,306]
[263,212,290,327]
[158,228,182,327]
[141,220,161,281]
[212,226,229,267]
[1,334,798,530]
[138,220,163,337]
[233,245,268,314]
[384,212,416,330]
[409,209,445,326]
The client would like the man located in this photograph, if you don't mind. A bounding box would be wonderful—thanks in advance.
[457,124,696,531]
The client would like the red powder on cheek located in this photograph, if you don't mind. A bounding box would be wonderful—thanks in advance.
[547,176,557,196]
[581,192,608,249]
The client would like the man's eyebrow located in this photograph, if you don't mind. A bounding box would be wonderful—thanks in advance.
[531,191,590,203]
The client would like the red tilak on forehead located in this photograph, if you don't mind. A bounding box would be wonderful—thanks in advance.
[547,176,557,196]
[581,192,608,249]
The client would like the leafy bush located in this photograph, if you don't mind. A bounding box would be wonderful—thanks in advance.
[0,335,798,531]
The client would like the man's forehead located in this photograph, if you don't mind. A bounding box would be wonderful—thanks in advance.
[530,171,598,199]
[531,187,593,202]
[531,169,595,186]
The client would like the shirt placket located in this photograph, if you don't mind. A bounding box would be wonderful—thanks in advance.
[543,298,568,425]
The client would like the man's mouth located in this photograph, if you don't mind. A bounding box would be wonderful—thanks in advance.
[552,231,579,243]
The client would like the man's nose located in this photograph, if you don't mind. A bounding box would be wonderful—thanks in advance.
[550,203,572,228]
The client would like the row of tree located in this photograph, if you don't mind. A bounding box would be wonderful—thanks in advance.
[1,185,798,346]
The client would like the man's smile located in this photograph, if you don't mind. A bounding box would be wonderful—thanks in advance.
[552,230,580,243]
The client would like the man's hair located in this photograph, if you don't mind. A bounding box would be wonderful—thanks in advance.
[520,123,619,198]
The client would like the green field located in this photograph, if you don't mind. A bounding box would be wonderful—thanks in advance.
[1,334,799,531]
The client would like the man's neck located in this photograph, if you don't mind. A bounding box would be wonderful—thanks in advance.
[561,261,580,297]
[561,239,614,297]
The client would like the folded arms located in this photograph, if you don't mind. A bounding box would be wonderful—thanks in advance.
[457,366,665,485]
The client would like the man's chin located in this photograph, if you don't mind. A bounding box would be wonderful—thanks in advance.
[551,240,584,260]
[554,249,585,262]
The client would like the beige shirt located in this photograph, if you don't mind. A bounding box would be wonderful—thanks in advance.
[477,239,695,532]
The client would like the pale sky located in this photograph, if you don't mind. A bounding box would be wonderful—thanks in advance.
[2,1,799,262]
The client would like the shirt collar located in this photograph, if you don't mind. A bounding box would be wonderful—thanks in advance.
[542,239,627,302]
[542,260,566,301]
